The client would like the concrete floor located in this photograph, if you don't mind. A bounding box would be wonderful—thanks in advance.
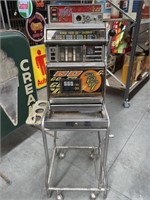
[0,80,150,200]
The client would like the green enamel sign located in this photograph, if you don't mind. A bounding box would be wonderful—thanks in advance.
[0,30,37,138]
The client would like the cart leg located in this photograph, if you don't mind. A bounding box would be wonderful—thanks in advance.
[97,131,101,156]
[54,131,58,155]
[102,128,110,198]
[90,131,101,160]
[98,136,103,189]
[41,127,50,189]
[47,190,53,198]
[123,100,131,108]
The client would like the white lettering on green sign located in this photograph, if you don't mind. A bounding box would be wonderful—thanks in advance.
[20,59,36,107]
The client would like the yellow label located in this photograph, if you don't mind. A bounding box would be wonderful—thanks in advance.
[30,44,46,89]
[80,70,102,92]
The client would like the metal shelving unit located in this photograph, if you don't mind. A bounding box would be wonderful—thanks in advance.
[106,0,149,107]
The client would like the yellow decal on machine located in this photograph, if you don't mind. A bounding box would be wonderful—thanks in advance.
[81,70,102,92]
[50,82,60,94]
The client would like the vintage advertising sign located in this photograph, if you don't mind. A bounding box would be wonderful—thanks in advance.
[36,0,45,8]
[26,12,46,42]
[17,0,36,19]
[48,4,103,23]
[49,68,104,97]
[30,44,46,89]
[1,30,37,138]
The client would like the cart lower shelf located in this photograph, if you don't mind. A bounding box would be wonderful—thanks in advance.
[26,101,110,200]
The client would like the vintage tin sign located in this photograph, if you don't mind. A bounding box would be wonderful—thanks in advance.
[26,12,46,42]
[30,44,47,89]
[17,0,36,19]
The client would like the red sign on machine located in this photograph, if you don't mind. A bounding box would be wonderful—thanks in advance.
[48,4,103,23]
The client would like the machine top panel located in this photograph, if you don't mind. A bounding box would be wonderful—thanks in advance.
[48,4,103,24]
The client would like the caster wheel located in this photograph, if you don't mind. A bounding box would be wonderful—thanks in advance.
[90,192,97,200]
[58,152,65,159]
[90,149,99,160]
[56,193,64,200]
[123,101,130,108]
[90,153,94,160]
[89,149,95,160]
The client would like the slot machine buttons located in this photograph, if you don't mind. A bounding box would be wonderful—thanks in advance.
[76,15,82,22]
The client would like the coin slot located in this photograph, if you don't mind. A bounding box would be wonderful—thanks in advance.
[76,15,82,22]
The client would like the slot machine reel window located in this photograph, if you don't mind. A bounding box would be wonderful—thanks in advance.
[59,46,83,62]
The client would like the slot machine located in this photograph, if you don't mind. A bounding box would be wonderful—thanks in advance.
[45,4,108,112]
[27,3,111,199]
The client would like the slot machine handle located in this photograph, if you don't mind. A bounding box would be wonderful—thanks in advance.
[107,29,116,56]
[109,29,116,37]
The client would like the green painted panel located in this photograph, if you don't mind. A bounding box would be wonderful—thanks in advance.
[0,30,37,138]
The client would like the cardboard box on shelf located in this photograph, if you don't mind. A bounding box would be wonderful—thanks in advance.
[122,52,145,85]
[142,55,150,73]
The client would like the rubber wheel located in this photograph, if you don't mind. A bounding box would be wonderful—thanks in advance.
[56,193,64,200]
[123,101,130,108]
[90,192,97,200]
[58,152,65,159]
[90,153,94,160]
